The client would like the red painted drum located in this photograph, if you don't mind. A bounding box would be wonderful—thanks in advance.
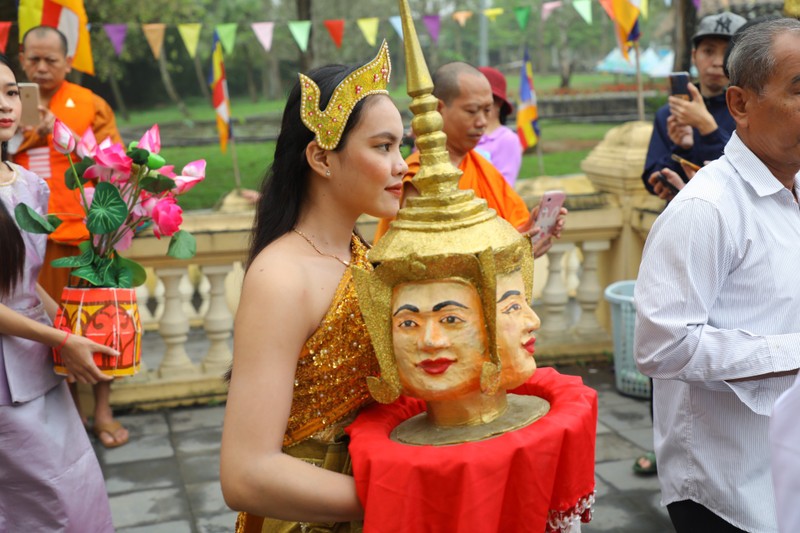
[52,287,142,376]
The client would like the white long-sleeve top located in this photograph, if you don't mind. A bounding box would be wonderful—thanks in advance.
[634,132,800,533]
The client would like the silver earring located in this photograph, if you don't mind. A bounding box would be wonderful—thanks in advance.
[325,170,331,176]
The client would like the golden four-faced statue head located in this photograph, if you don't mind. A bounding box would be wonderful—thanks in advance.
[352,0,549,444]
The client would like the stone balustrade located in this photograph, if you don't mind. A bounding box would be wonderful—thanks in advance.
[104,120,662,410]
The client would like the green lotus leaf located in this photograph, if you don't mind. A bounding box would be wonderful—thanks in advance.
[86,181,128,235]
[167,230,196,259]
[14,203,56,234]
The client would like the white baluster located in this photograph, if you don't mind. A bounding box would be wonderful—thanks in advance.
[156,267,198,378]
[575,240,612,339]
[201,265,234,375]
[539,242,572,338]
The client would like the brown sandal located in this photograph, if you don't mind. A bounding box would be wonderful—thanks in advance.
[92,419,129,448]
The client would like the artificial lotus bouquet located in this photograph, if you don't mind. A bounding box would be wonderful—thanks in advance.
[15,119,206,375]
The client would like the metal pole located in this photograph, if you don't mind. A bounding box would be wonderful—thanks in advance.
[478,0,489,66]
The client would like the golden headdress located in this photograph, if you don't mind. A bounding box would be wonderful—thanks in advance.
[299,40,391,150]
[352,0,533,406]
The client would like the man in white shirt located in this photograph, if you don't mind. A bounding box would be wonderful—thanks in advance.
[634,17,800,533]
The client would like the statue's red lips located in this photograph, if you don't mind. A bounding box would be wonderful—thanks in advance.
[524,337,536,354]
[418,358,455,375]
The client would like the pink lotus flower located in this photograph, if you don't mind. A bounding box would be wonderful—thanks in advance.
[158,165,176,178]
[151,197,183,238]
[76,128,97,159]
[173,160,206,194]
[84,140,133,183]
[53,119,76,154]
[137,124,161,153]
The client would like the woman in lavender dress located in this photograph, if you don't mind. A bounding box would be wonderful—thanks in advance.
[0,53,116,532]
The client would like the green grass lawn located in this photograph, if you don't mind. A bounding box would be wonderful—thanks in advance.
[133,81,623,211]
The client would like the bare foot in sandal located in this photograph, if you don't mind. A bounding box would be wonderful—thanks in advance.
[93,419,129,448]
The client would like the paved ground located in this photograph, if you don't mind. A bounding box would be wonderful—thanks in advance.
[95,357,673,532]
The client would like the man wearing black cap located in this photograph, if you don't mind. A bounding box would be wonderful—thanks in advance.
[642,12,747,200]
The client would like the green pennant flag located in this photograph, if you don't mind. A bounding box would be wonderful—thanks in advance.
[215,23,238,55]
[513,6,531,30]
[288,20,312,52]
[573,0,592,24]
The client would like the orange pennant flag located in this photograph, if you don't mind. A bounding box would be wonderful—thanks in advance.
[142,23,166,60]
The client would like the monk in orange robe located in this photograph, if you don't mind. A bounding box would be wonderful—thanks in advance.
[375,62,563,255]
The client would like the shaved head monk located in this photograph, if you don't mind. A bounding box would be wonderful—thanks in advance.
[375,62,563,257]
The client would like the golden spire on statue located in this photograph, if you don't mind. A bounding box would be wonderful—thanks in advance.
[352,0,549,445]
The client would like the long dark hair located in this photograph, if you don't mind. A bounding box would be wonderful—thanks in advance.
[247,64,372,269]
[0,53,25,298]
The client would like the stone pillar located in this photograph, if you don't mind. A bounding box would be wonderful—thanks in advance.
[539,242,572,338]
[201,265,234,375]
[156,267,198,378]
[575,240,612,339]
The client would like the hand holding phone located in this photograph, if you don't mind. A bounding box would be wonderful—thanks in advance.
[670,153,701,172]
[656,172,680,195]
[669,72,691,101]
[530,190,566,244]
[18,83,41,127]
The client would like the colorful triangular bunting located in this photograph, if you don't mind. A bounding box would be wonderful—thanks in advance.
[514,6,531,30]
[324,19,345,48]
[288,20,312,52]
[0,21,9,54]
[102,23,127,57]
[215,23,237,55]
[422,15,441,44]
[357,17,379,47]
[483,8,504,22]
[251,22,275,53]
[142,23,166,60]
[573,0,593,24]
[388,15,404,40]
[177,23,202,58]
[453,11,474,27]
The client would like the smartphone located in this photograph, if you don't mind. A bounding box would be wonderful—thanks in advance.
[669,72,690,100]
[656,172,679,195]
[18,83,40,127]
[530,190,566,244]
[670,153,701,171]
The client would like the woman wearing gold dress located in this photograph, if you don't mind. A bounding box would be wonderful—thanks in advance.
[220,43,406,533]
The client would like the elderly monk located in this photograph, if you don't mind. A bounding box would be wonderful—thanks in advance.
[374,62,562,256]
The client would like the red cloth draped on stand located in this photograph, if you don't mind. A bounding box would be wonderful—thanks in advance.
[346,367,597,532]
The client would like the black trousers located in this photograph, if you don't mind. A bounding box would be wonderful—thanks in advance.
[667,500,748,533]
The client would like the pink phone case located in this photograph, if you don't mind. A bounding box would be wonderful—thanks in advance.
[531,190,566,244]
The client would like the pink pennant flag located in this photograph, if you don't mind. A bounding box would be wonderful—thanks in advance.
[103,23,127,56]
[423,14,441,44]
[251,22,275,53]
[542,1,563,21]
[0,21,10,54]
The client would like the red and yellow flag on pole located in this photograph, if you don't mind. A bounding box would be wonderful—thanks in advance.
[599,0,640,60]
[209,30,232,154]
[18,0,94,75]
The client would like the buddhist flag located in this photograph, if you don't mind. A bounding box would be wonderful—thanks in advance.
[209,31,231,153]
[18,0,94,75]
[599,0,640,59]
[517,47,540,150]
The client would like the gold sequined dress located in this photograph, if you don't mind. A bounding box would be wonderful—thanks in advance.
[236,235,379,533]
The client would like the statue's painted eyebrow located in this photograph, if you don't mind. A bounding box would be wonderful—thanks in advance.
[393,304,419,316]
[432,300,468,312]
[497,290,520,303]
